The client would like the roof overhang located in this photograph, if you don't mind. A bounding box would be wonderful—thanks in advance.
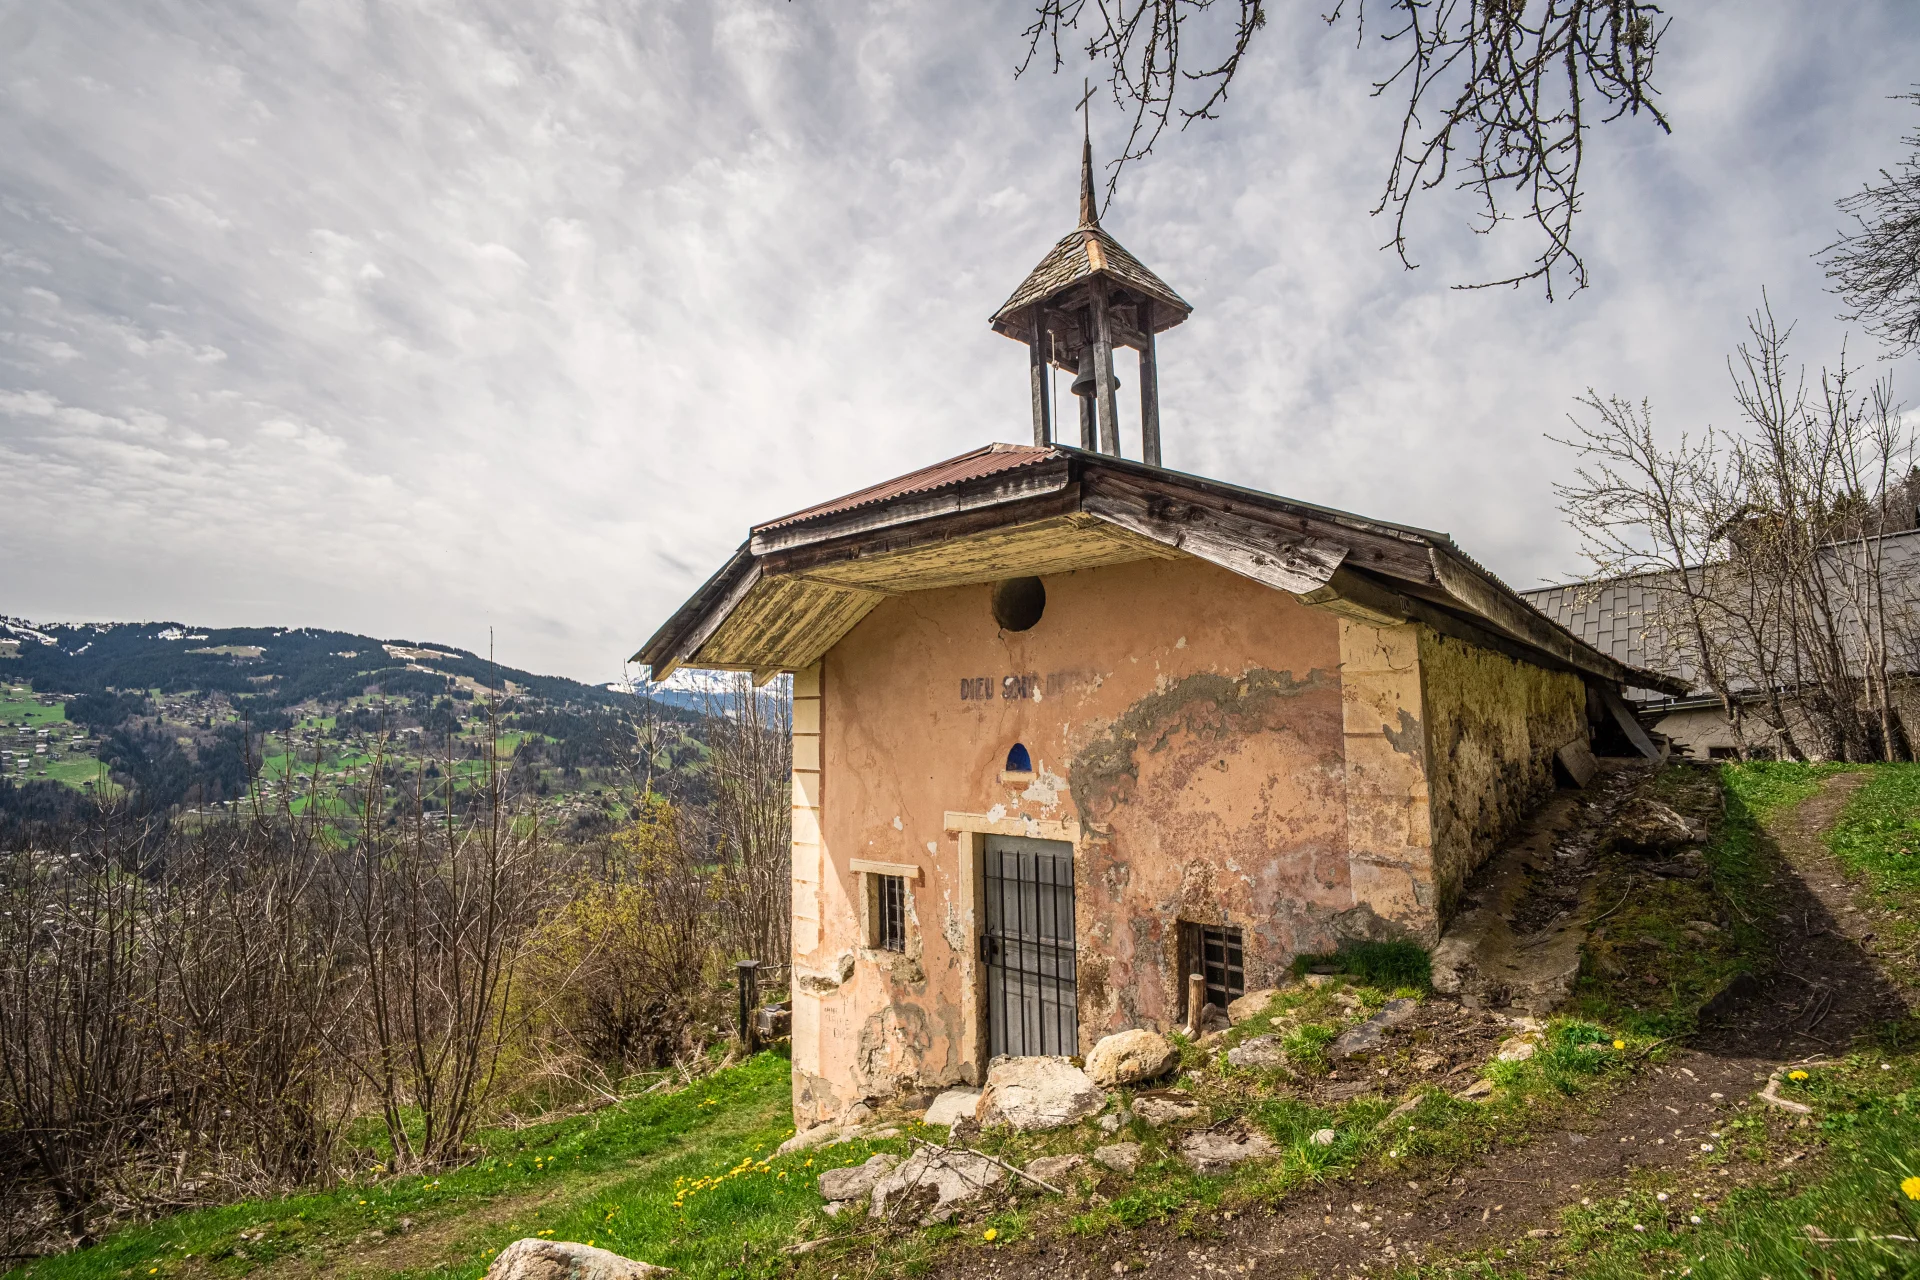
[634,446,1688,697]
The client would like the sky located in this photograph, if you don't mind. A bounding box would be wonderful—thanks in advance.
[1,0,1917,685]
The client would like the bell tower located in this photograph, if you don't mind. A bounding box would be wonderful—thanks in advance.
[989,127,1192,465]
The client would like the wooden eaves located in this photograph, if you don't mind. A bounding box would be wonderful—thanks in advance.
[633,444,1689,698]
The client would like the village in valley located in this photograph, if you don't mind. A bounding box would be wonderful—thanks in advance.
[5,5,1920,1280]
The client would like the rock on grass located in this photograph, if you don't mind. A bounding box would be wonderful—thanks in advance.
[486,1238,673,1280]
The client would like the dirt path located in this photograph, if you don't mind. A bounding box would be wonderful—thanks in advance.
[934,771,1910,1280]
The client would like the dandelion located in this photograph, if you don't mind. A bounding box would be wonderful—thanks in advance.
[1788,1070,1809,1082]
[1612,1040,1626,1050]
[1903,1176,1920,1202]
[984,1228,998,1241]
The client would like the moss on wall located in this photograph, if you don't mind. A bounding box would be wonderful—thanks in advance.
[1418,627,1585,916]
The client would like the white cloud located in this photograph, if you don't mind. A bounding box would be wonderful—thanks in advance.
[0,0,1916,682]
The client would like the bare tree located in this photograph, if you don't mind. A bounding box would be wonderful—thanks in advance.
[697,676,792,969]
[331,718,553,1171]
[1552,392,1754,751]
[1554,298,1914,762]
[1825,91,1920,356]
[1019,0,1668,296]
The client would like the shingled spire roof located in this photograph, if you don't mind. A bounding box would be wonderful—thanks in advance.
[988,137,1192,341]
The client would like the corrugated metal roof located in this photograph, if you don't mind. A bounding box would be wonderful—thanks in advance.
[754,443,1062,532]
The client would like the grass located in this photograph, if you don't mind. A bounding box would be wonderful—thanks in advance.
[1404,761,1920,1280]
[5,1053,881,1280]
[1291,939,1433,989]
[1826,763,1920,990]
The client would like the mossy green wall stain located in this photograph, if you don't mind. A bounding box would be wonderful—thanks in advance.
[1066,666,1336,821]
[1417,626,1586,916]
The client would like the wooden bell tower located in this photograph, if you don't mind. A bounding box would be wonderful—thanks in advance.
[989,131,1192,465]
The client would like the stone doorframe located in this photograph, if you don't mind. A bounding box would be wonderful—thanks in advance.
[941,809,1082,1082]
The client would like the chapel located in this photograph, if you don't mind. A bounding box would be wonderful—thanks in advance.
[635,141,1680,1127]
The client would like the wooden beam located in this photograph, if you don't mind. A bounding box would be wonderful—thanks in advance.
[649,560,764,682]
[1427,548,1688,694]
[1084,482,1347,595]
[1138,298,1161,467]
[750,459,1072,555]
[1028,306,1051,446]
[1091,288,1119,456]
[1079,467,1441,587]
[758,486,1086,581]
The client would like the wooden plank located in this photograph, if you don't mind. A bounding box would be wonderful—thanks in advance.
[789,516,1172,593]
[749,460,1072,555]
[697,576,883,669]
[1092,289,1118,456]
[1138,298,1161,467]
[1084,481,1347,595]
[652,560,763,681]
[758,487,1088,581]
[1428,548,1687,693]
[1081,467,1439,586]
[1028,306,1051,446]
[1599,682,1667,762]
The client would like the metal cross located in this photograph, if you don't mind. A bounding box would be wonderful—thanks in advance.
[1077,76,1095,139]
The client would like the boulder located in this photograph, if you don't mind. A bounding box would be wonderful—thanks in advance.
[1225,1035,1285,1069]
[1328,998,1419,1060]
[1495,1035,1538,1063]
[1308,1128,1337,1146]
[1132,1092,1205,1127]
[1226,988,1281,1024]
[777,1123,843,1155]
[816,1153,899,1202]
[1092,1142,1142,1174]
[1455,1078,1496,1100]
[485,1239,672,1280]
[1179,1126,1278,1175]
[1084,1029,1178,1087]
[977,1058,1106,1132]
[869,1146,1003,1223]
[922,1088,982,1128]
[1023,1154,1087,1186]
[1605,798,1700,857]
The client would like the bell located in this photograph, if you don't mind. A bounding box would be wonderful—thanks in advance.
[1069,347,1119,398]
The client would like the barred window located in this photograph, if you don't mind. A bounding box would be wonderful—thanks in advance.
[874,874,906,952]
[1179,921,1244,1019]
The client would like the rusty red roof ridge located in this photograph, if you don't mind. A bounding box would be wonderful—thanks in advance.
[753,442,1061,533]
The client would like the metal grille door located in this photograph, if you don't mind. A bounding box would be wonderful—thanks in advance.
[981,836,1077,1058]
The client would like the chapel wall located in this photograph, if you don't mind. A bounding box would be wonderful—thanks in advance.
[1417,626,1587,918]
[789,556,1353,1123]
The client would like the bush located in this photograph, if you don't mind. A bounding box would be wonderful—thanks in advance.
[519,798,722,1084]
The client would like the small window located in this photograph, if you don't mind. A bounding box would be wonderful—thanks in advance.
[1005,742,1032,773]
[991,577,1046,631]
[871,874,906,952]
[1178,921,1245,1019]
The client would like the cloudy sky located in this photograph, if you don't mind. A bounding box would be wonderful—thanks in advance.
[2,0,1917,684]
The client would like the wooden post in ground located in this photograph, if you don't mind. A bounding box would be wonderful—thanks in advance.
[1185,972,1208,1036]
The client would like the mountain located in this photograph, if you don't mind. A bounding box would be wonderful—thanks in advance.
[0,616,704,820]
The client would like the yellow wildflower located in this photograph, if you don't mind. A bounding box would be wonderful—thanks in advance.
[1903,1175,1920,1202]
[983,1228,997,1242]
[1788,1070,1809,1081]
[1612,1040,1625,1050]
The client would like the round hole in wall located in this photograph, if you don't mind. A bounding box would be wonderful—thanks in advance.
[1006,742,1032,773]
[992,577,1046,632]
